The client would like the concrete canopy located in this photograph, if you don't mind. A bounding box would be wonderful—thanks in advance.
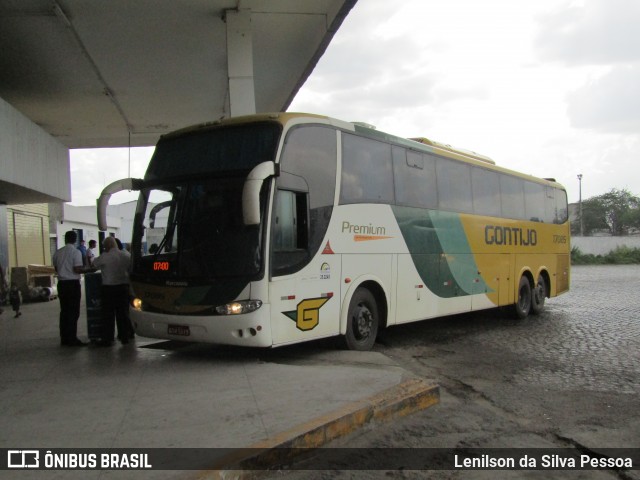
[0,0,357,149]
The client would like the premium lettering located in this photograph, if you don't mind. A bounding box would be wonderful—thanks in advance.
[342,221,386,235]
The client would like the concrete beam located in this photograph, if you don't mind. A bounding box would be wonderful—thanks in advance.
[0,97,70,205]
[226,9,256,117]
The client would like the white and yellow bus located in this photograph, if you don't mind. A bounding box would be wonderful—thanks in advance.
[98,113,570,350]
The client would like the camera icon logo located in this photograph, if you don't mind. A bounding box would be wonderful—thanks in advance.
[7,450,40,468]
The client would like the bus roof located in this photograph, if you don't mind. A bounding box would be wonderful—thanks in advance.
[160,112,565,190]
[348,119,564,190]
[409,137,496,165]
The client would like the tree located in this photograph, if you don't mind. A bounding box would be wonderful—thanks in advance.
[574,189,640,236]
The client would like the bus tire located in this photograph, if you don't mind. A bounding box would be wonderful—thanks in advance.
[344,288,379,351]
[513,275,532,319]
[531,274,546,315]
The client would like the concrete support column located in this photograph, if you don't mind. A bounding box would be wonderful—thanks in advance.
[226,9,256,117]
[0,205,8,291]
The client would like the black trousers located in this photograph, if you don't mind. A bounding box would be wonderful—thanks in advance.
[58,280,81,342]
[101,284,132,341]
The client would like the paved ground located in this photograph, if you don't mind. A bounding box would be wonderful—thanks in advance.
[272,265,640,479]
[2,265,638,479]
[0,284,437,479]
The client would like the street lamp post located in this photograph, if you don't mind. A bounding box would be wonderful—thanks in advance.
[577,174,583,236]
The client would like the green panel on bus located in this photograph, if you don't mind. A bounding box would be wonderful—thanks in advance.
[392,206,491,298]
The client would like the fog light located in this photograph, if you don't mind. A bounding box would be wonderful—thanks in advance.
[132,298,143,311]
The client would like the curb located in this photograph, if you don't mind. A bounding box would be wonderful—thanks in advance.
[200,377,439,479]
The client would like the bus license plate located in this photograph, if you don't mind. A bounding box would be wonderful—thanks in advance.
[168,325,190,336]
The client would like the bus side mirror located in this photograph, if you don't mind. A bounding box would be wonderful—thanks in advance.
[97,178,143,231]
[243,162,278,225]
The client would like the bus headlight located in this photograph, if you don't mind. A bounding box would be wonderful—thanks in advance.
[132,298,143,311]
[216,300,262,315]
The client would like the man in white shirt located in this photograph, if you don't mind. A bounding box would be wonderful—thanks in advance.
[92,236,133,345]
[52,230,87,346]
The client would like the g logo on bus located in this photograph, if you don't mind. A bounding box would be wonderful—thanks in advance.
[283,297,331,331]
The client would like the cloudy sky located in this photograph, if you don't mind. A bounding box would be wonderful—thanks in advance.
[70,0,640,206]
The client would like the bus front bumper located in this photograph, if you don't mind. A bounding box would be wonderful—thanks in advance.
[130,305,272,347]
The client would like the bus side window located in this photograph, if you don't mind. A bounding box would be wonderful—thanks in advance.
[555,188,568,224]
[275,125,336,275]
[500,175,525,220]
[272,189,309,275]
[340,134,394,204]
[393,147,438,209]
[545,186,556,224]
[436,158,472,213]
[525,181,546,222]
[544,186,568,224]
[472,167,501,217]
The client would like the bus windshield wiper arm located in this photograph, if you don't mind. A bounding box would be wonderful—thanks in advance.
[152,220,177,258]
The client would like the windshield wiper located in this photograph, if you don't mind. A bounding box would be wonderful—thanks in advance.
[152,219,178,258]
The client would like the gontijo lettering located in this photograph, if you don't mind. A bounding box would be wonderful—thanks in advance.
[485,225,537,246]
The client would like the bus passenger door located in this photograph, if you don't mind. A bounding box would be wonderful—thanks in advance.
[268,189,341,345]
[269,259,341,346]
[267,124,339,346]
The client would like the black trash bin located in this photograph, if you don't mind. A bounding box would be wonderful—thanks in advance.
[85,272,107,343]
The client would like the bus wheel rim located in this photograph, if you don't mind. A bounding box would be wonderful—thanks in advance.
[534,281,544,303]
[354,303,373,339]
[519,286,530,309]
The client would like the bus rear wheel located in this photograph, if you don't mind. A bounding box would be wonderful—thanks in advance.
[344,288,379,351]
[513,275,532,319]
[531,274,547,315]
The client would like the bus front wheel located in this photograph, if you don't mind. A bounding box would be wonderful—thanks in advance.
[531,275,547,315]
[513,276,532,319]
[344,288,379,351]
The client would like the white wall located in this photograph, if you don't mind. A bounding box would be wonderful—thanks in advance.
[56,204,121,248]
[107,202,138,244]
[0,97,70,203]
[54,201,163,250]
[572,236,640,255]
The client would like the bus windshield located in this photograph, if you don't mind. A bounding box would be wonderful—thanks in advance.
[144,122,281,181]
[129,122,281,283]
[131,176,266,281]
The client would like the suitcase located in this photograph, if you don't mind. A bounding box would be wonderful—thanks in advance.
[85,272,110,343]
